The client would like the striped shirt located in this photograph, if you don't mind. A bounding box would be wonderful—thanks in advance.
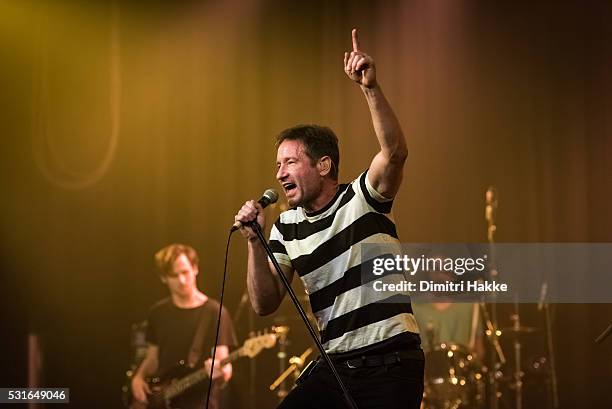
[269,171,420,354]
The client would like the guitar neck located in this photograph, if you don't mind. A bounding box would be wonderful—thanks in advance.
[163,348,243,400]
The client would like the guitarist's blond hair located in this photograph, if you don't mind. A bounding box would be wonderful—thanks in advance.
[154,244,199,276]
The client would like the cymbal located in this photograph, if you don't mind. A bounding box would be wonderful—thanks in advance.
[501,326,539,334]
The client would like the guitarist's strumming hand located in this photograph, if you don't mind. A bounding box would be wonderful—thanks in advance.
[204,358,229,382]
[131,374,151,404]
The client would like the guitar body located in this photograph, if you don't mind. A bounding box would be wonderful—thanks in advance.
[129,363,209,409]
[123,332,278,408]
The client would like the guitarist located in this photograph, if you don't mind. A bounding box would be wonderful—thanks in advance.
[131,244,237,409]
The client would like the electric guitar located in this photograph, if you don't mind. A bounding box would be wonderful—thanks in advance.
[125,332,277,409]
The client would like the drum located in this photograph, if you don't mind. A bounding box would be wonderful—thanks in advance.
[423,343,484,409]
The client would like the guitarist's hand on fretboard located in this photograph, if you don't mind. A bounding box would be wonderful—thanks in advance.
[204,358,228,382]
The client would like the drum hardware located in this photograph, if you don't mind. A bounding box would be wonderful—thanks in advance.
[269,347,313,393]
[425,322,436,352]
[421,187,556,408]
[499,326,539,334]
[478,300,506,406]
[423,343,485,409]
[595,322,612,344]
[479,304,506,365]
[484,186,501,409]
[509,310,524,409]
[492,310,557,409]
[272,325,290,336]
[269,294,315,401]
[541,287,559,408]
[270,326,291,400]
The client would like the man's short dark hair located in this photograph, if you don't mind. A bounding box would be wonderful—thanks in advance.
[154,244,199,276]
[276,124,340,180]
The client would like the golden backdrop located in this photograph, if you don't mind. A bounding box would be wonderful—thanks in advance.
[0,1,610,407]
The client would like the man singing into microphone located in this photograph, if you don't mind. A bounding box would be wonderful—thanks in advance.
[234,29,423,408]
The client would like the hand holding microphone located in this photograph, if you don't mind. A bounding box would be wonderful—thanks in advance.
[232,189,278,238]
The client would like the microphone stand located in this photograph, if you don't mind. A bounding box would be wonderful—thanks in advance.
[247,221,359,409]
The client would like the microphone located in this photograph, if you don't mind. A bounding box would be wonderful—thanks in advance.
[231,189,279,232]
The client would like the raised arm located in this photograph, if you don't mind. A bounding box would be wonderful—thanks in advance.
[344,28,408,199]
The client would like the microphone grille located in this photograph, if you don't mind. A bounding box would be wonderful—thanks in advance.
[262,189,279,204]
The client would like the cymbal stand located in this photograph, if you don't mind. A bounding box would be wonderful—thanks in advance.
[270,347,313,393]
[510,304,523,409]
[273,326,290,401]
[479,302,506,366]
[542,299,559,408]
[484,186,502,409]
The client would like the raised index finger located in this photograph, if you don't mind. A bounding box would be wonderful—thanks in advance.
[352,28,359,52]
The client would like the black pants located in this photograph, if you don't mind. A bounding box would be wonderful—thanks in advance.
[277,355,424,409]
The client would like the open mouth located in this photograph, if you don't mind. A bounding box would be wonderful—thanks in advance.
[282,182,297,193]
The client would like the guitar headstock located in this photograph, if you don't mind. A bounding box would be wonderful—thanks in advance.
[241,332,278,358]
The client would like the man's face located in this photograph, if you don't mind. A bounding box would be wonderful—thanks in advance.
[276,140,322,209]
[161,253,198,297]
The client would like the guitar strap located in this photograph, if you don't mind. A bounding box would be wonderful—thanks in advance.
[187,302,214,367]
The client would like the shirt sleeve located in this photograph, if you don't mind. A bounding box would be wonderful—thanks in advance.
[145,312,159,346]
[355,170,394,214]
[268,218,293,268]
[218,305,238,348]
[145,304,159,345]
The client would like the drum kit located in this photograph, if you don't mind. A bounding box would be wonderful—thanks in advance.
[264,298,557,409]
[421,315,553,409]
[419,188,558,409]
[263,287,557,409]
[423,342,484,409]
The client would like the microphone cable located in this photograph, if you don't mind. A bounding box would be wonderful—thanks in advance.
[204,229,234,409]
[206,190,277,407]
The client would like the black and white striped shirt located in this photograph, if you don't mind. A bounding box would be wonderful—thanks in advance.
[269,171,420,354]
